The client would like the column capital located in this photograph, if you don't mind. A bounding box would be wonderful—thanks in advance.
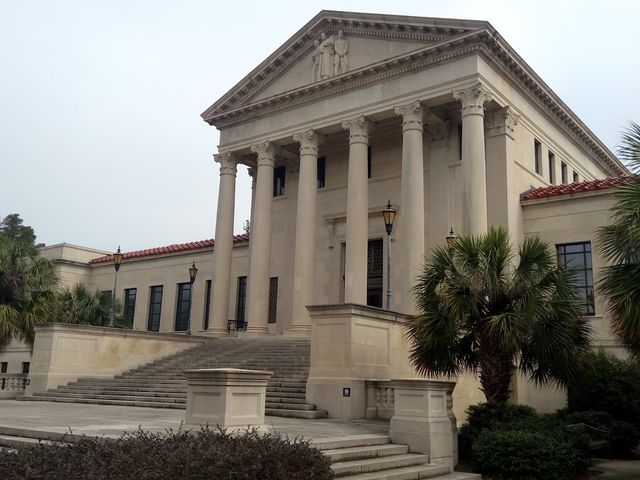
[250,141,277,167]
[394,101,426,132]
[213,151,237,176]
[342,116,372,145]
[485,106,520,139]
[293,129,324,157]
[453,83,493,117]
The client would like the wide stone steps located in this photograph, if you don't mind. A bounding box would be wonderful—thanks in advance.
[314,435,480,480]
[21,336,328,419]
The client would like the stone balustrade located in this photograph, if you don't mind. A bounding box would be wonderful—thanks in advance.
[365,379,395,420]
[0,374,29,399]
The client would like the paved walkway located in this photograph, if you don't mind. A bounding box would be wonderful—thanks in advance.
[592,459,640,479]
[0,400,388,440]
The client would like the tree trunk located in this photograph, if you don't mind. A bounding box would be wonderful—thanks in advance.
[478,350,514,419]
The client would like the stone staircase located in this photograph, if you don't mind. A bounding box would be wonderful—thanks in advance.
[314,435,480,480]
[19,336,328,419]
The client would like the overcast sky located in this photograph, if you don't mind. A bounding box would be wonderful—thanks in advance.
[1,0,638,252]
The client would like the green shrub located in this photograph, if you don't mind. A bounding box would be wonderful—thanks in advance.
[472,427,583,480]
[0,426,333,480]
[458,402,539,461]
[568,352,640,425]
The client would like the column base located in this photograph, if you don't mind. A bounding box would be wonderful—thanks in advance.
[244,326,270,337]
[284,324,311,336]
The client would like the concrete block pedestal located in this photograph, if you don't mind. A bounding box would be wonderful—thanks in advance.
[390,378,457,467]
[184,368,272,430]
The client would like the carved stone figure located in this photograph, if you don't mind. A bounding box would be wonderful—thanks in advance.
[311,39,321,82]
[333,30,348,75]
[318,33,335,80]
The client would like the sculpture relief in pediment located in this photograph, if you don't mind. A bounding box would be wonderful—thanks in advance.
[312,30,349,82]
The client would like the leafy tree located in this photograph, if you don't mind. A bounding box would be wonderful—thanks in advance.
[597,121,640,359]
[406,227,592,417]
[53,284,122,327]
[0,214,41,251]
[0,239,57,348]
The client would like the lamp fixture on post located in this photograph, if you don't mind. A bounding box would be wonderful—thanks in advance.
[446,228,458,252]
[109,246,123,328]
[382,200,397,310]
[186,262,198,335]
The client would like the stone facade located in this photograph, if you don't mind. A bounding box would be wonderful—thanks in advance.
[0,11,630,417]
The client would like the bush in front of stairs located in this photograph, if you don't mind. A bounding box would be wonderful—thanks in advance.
[0,426,334,480]
[472,427,585,480]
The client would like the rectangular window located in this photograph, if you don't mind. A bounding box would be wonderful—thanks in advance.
[561,161,568,184]
[0,362,7,373]
[22,362,30,374]
[573,171,579,183]
[273,166,286,196]
[147,285,163,332]
[317,156,326,188]
[123,288,137,328]
[548,151,556,184]
[458,124,463,160]
[236,276,247,329]
[534,139,542,174]
[367,239,384,308]
[268,277,278,324]
[203,279,212,330]
[556,242,595,316]
[367,146,372,178]
[175,283,192,331]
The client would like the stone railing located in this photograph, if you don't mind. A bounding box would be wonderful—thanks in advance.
[0,374,29,399]
[365,380,395,420]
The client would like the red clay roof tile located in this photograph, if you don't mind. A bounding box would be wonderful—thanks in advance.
[89,234,250,265]
[520,175,634,201]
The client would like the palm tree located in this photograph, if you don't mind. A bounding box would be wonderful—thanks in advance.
[406,227,592,417]
[0,238,57,348]
[597,121,640,359]
[54,284,121,327]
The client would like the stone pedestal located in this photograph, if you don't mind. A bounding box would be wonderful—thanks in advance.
[184,368,272,429]
[390,379,457,467]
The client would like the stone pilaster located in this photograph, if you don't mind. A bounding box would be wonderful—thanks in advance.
[289,129,323,334]
[246,141,277,335]
[453,83,492,234]
[342,116,371,305]
[209,152,237,335]
[394,101,426,314]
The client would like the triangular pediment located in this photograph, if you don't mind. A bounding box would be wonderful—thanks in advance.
[202,11,489,125]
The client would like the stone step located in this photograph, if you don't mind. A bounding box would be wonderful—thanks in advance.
[264,408,328,419]
[33,392,187,403]
[267,386,305,393]
[19,395,185,409]
[313,435,391,451]
[265,402,316,411]
[337,463,453,479]
[332,454,431,477]
[323,443,409,462]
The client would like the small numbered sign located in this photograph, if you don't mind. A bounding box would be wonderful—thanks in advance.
[343,387,351,397]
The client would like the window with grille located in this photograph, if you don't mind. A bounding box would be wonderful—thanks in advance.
[268,277,278,324]
[147,285,163,332]
[367,239,383,308]
[317,156,326,188]
[273,166,286,196]
[367,146,372,178]
[123,288,137,327]
[236,276,247,328]
[203,280,212,330]
[556,242,595,315]
[175,283,192,331]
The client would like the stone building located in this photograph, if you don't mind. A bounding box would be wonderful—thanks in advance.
[1,11,630,418]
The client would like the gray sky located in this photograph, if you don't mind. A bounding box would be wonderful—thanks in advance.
[1,0,638,252]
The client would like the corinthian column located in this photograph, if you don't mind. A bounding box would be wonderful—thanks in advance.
[394,101,426,314]
[342,116,371,305]
[245,141,276,335]
[209,152,237,335]
[453,83,492,235]
[289,130,323,334]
